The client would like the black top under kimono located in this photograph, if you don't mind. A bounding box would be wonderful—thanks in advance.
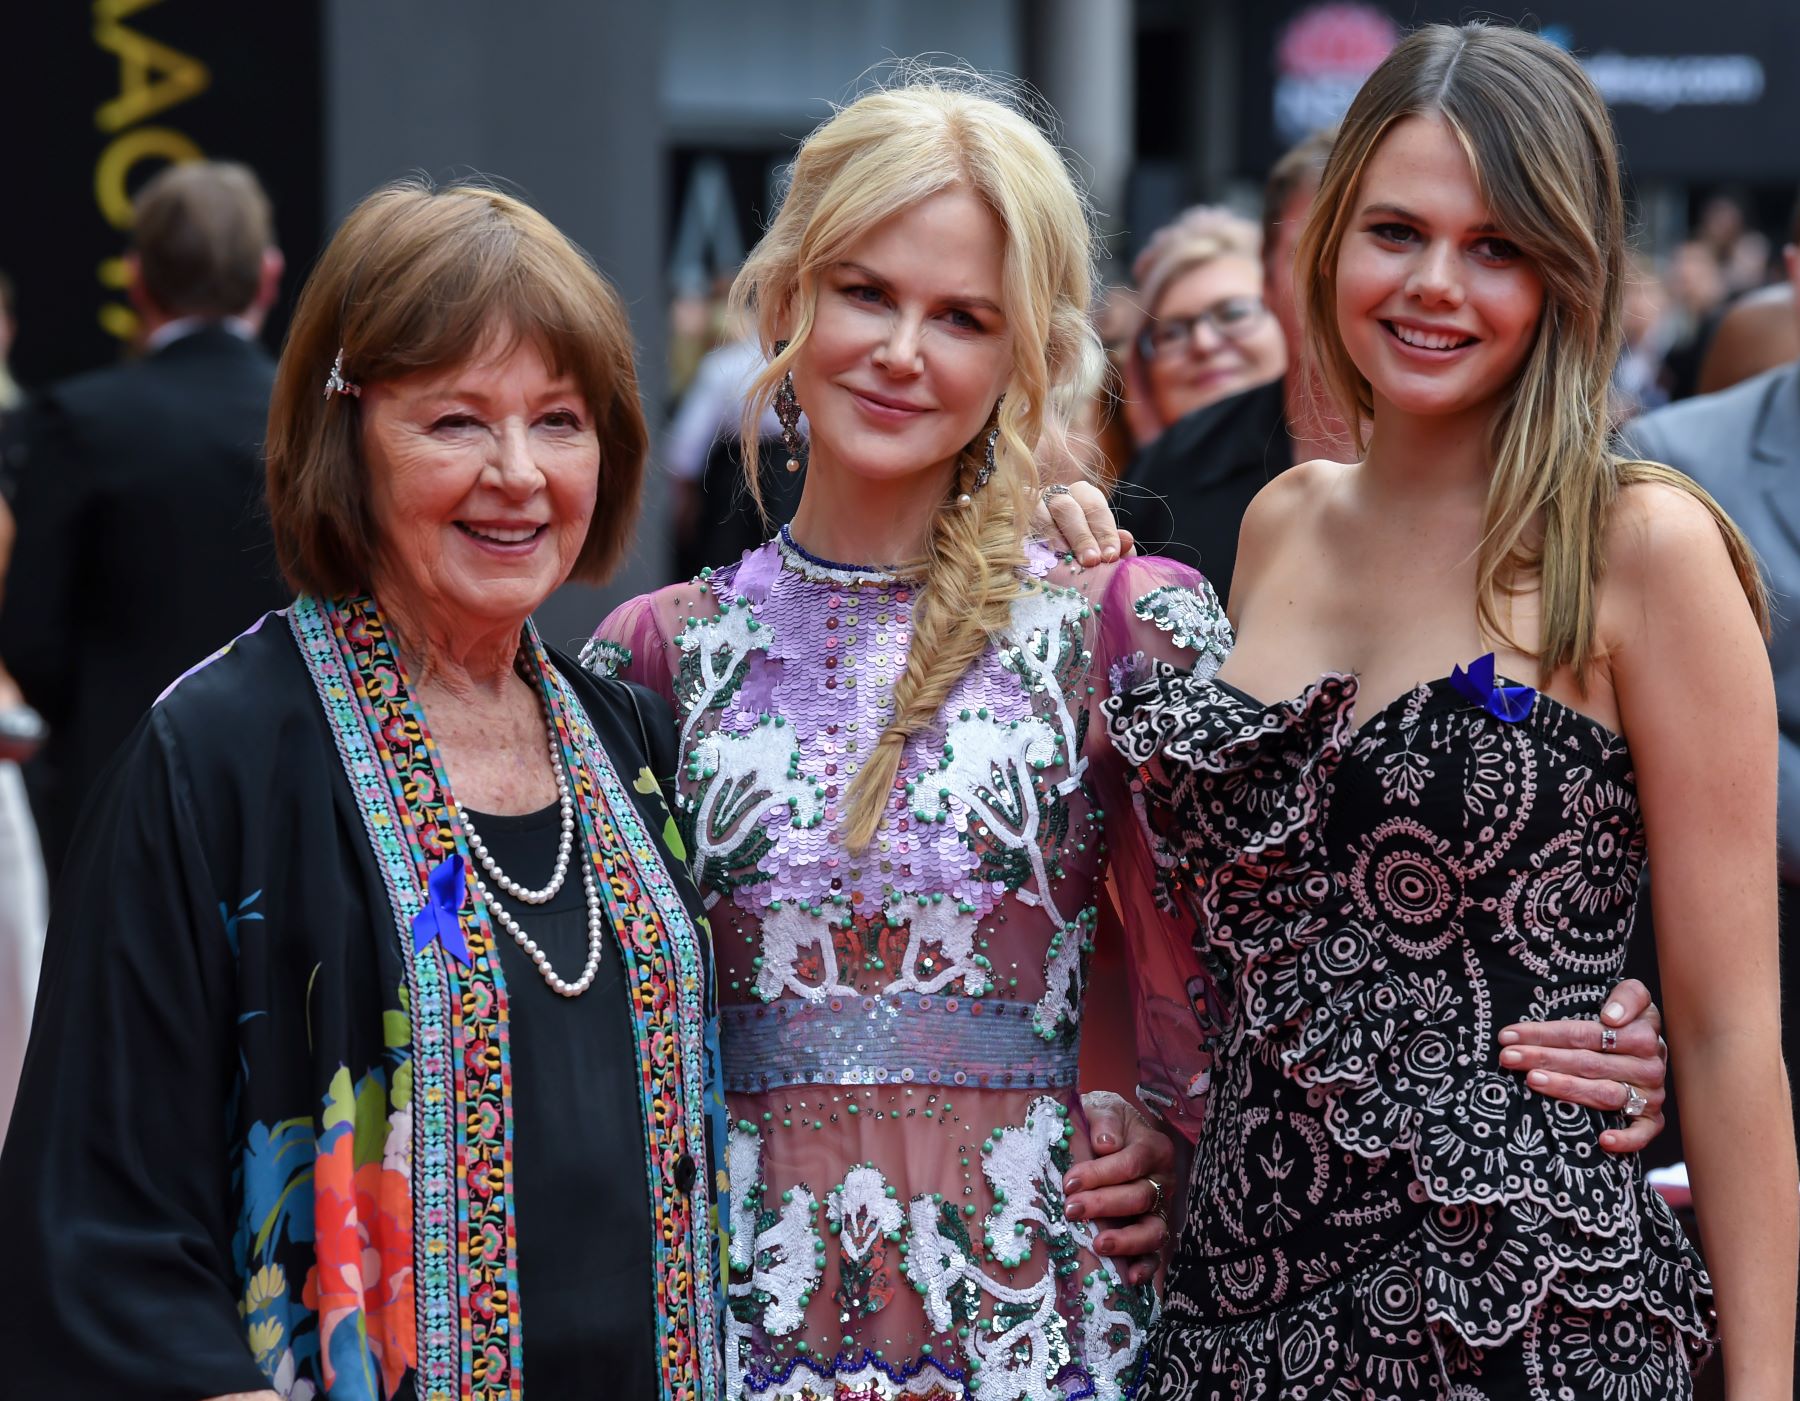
[0,612,700,1399]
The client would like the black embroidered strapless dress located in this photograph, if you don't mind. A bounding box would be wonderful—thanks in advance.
[1104,665,1714,1399]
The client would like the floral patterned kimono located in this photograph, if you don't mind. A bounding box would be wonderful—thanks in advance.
[0,596,724,1401]
[591,533,1231,1401]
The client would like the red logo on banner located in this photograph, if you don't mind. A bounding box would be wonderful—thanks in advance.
[1273,3,1399,143]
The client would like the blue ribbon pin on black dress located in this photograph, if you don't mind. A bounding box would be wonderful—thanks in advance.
[1448,653,1537,723]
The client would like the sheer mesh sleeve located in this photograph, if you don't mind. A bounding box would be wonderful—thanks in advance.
[585,579,719,705]
[1075,553,1233,1143]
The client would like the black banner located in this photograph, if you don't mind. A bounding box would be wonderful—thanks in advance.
[0,2,324,388]
[1239,1,1800,184]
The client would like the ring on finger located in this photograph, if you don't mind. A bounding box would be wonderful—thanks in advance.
[1146,1176,1167,1223]
[1041,483,1073,503]
[1598,1024,1618,1052]
[1620,1082,1649,1121]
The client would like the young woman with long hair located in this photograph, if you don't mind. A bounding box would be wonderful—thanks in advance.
[1109,23,1796,1398]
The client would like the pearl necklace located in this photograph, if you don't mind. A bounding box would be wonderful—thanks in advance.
[458,689,604,997]
[463,714,574,904]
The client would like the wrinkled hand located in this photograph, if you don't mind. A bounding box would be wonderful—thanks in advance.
[1065,1090,1174,1285]
[1500,977,1667,1153]
[1033,481,1136,567]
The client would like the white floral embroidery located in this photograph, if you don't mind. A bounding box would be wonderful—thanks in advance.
[674,597,767,755]
[1006,585,1092,794]
[1132,582,1233,678]
[899,1097,1145,1401]
[881,892,989,996]
[752,902,855,1003]
[913,714,1083,1035]
[727,1125,821,1335]
[1079,1268,1150,1401]
[686,717,825,900]
[827,1165,905,1262]
[981,1098,1072,1268]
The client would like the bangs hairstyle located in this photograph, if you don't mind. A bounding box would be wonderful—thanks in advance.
[266,179,647,595]
[1295,23,1766,685]
[731,68,1102,852]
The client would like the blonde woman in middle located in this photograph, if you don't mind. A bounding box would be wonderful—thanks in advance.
[592,74,1669,1401]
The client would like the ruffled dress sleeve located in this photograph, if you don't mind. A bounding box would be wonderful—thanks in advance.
[1073,552,1234,1143]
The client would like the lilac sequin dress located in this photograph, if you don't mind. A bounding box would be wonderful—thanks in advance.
[592,534,1231,1400]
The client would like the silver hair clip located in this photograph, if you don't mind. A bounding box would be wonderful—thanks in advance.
[324,347,361,400]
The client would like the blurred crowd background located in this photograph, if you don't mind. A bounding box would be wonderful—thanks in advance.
[0,0,1797,1164]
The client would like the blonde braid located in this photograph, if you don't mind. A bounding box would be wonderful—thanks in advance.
[841,421,1036,852]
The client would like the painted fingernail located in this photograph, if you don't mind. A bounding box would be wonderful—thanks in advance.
[1498,1028,1519,1045]
[1095,1133,1116,1148]
[1527,1070,1549,1088]
[1082,550,1100,565]
[1500,1048,1524,1067]
[1604,1001,1624,1021]
[1066,1202,1084,1220]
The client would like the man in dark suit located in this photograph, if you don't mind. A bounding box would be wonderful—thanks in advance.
[1623,188,1800,1137]
[0,162,290,878]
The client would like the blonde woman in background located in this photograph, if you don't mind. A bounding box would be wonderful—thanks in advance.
[1120,207,1287,450]
[594,68,1671,1401]
[1110,23,1794,1397]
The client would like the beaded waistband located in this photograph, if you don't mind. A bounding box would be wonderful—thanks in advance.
[721,992,1080,1093]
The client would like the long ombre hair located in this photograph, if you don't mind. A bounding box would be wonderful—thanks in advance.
[1295,23,1767,684]
[732,71,1103,851]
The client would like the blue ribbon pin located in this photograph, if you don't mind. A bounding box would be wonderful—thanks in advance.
[1448,652,1536,723]
[412,853,473,968]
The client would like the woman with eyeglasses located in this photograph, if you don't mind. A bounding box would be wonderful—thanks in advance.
[1120,207,1287,450]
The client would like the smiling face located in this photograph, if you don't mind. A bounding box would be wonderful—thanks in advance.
[789,186,1015,494]
[1144,254,1286,424]
[1336,113,1545,424]
[360,331,600,636]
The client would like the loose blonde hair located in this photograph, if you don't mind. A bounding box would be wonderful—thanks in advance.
[732,70,1102,851]
[1295,23,1767,684]
[267,178,647,595]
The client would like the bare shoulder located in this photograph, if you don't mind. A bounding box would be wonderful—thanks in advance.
[1233,457,1346,593]
[1599,477,1765,662]
[1603,478,1742,591]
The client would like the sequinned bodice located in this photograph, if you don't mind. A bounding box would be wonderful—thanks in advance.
[593,537,1230,1400]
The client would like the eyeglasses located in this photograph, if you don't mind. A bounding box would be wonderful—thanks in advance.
[1138,297,1270,360]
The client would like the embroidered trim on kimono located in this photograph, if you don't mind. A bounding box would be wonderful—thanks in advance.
[290,595,721,1401]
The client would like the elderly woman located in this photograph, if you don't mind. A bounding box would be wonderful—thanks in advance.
[1120,206,1287,449]
[0,181,725,1401]
[0,179,1167,1401]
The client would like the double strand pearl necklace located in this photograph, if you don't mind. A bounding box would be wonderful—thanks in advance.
[458,684,605,997]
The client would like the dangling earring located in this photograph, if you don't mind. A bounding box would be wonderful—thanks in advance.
[959,394,1005,507]
[773,339,803,473]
